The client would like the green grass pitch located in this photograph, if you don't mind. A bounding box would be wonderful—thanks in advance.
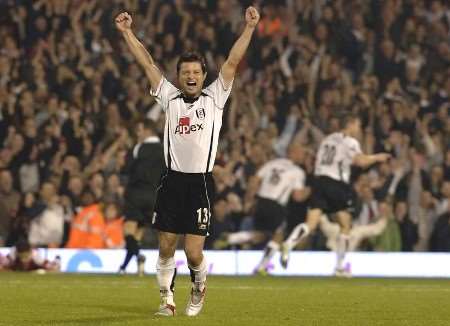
[1,272,449,326]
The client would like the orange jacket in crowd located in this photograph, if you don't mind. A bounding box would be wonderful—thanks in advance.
[257,17,287,37]
[104,217,125,249]
[66,204,124,249]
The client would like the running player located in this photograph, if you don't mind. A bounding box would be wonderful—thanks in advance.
[115,7,259,317]
[280,114,391,273]
[119,119,165,276]
[248,143,310,274]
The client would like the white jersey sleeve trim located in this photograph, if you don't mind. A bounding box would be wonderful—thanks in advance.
[204,71,234,110]
[149,77,180,112]
[150,76,164,98]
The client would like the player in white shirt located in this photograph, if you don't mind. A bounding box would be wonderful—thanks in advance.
[280,114,391,274]
[221,143,310,273]
[115,7,260,317]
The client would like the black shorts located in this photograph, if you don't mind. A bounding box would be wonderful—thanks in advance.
[152,170,215,236]
[123,190,156,227]
[309,176,356,215]
[285,200,308,234]
[253,197,287,233]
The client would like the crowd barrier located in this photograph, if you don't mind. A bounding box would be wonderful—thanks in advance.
[1,248,449,278]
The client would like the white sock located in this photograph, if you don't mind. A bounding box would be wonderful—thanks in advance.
[336,234,350,270]
[156,256,176,305]
[256,240,280,270]
[188,258,207,292]
[284,223,310,251]
[227,231,254,245]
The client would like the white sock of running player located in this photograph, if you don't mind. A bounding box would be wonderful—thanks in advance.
[227,231,254,245]
[256,240,280,271]
[284,223,310,251]
[336,234,350,271]
[188,258,207,292]
[156,256,176,305]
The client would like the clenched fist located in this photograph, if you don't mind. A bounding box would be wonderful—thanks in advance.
[375,153,392,163]
[245,6,260,28]
[115,12,132,32]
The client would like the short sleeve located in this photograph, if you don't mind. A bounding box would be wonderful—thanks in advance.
[292,168,306,190]
[256,162,271,179]
[347,138,363,160]
[149,76,179,112]
[205,71,234,109]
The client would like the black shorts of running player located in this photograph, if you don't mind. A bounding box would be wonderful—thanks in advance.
[309,175,357,216]
[123,189,157,227]
[253,197,287,233]
[152,170,215,236]
[285,199,308,234]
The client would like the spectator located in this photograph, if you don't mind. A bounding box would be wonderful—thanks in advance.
[371,201,402,252]
[103,202,124,249]
[394,201,419,252]
[0,169,21,246]
[28,182,65,247]
[65,198,105,249]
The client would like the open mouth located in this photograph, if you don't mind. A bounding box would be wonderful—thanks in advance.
[187,81,197,87]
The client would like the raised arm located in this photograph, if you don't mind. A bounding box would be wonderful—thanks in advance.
[353,153,391,168]
[221,7,260,87]
[115,12,162,91]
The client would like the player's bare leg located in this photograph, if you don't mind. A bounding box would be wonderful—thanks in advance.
[155,231,178,316]
[213,230,256,249]
[184,234,207,316]
[255,229,283,275]
[280,208,322,268]
[335,211,352,277]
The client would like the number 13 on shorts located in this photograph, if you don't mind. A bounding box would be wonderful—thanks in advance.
[196,208,211,229]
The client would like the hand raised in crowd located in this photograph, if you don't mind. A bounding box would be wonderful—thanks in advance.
[115,12,132,32]
[245,6,260,28]
[375,153,392,163]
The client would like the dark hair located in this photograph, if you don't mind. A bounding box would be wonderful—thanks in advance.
[338,112,360,129]
[176,52,207,75]
[137,118,158,134]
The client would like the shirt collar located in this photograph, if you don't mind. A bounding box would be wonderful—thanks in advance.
[170,92,209,102]
[142,136,160,144]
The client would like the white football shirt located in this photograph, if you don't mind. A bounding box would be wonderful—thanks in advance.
[314,132,362,183]
[150,73,233,173]
[256,158,306,206]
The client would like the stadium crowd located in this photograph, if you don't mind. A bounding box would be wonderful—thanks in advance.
[0,0,449,252]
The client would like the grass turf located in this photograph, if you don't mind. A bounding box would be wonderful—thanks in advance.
[0,273,449,326]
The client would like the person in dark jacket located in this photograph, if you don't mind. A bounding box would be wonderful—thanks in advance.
[394,201,418,251]
[429,212,450,252]
[119,119,165,275]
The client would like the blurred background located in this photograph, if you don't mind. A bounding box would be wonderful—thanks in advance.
[0,0,449,254]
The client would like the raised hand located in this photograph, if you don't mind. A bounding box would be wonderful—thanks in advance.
[245,6,260,28]
[376,153,392,163]
[115,12,132,32]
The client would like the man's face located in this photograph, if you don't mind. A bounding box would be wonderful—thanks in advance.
[177,62,206,97]
[40,183,56,202]
[68,177,83,195]
[0,171,13,193]
[289,145,306,164]
[136,123,149,143]
[347,119,362,138]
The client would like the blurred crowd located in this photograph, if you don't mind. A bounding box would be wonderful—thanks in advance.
[0,0,449,252]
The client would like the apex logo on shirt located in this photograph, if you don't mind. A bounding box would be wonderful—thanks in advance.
[175,116,204,134]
